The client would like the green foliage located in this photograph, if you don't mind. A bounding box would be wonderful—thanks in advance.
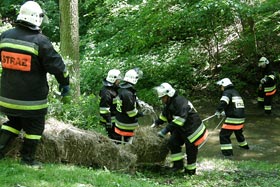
[255,1,280,59]
[0,22,12,34]
[0,0,60,42]
[0,158,279,187]
[2,0,280,132]
[40,0,61,42]
[0,0,21,22]
[79,0,255,101]
[48,93,102,132]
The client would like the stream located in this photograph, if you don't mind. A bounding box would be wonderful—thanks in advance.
[139,100,280,163]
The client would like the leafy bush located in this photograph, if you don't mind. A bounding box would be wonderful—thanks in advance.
[48,93,104,133]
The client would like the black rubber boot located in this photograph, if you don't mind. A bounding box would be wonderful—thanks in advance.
[239,145,250,150]
[185,168,196,175]
[170,160,184,173]
[221,149,233,156]
[0,130,16,159]
[20,139,42,168]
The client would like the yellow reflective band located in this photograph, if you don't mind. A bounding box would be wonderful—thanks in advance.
[221,96,230,104]
[264,85,276,92]
[127,108,138,117]
[170,152,184,161]
[116,97,122,112]
[172,116,185,126]
[0,96,48,110]
[257,97,264,102]
[188,123,205,143]
[0,101,48,110]
[221,144,232,150]
[264,106,272,110]
[186,163,196,170]
[1,125,20,135]
[159,113,167,122]
[99,107,110,114]
[113,98,118,104]
[115,120,139,130]
[24,134,41,140]
[225,117,245,124]
[111,116,116,123]
[239,141,248,147]
[0,39,39,56]
[268,75,275,80]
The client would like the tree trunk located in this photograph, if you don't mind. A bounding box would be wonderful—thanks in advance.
[59,0,80,100]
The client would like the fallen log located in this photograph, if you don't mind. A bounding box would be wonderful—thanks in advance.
[1,118,169,171]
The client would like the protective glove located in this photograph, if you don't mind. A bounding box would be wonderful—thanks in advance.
[154,119,162,126]
[59,85,70,96]
[215,111,225,118]
[59,85,71,104]
[157,128,168,138]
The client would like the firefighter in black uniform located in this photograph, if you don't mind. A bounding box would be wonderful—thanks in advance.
[115,68,143,143]
[155,83,208,175]
[99,69,122,141]
[257,57,277,115]
[0,1,70,166]
[215,78,249,157]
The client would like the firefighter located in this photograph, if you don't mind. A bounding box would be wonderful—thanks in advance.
[99,69,122,141]
[215,78,249,157]
[0,1,70,166]
[155,83,208,175]
[115,68,144,143]
[257,57,277,115]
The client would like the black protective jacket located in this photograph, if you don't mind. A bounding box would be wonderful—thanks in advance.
[99,80,119,123]
[260,64,277,95]
[0,24,69,117]
[157,93,204,139]
[216,85,245,118]
[115,83,139,124]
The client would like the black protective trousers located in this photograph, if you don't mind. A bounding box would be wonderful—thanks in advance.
[168,129,198,165]
[5,115,45,137]
[258,89,273,114]
[219,128,246,156]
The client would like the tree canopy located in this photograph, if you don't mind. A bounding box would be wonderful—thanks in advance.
[1,0,280,128]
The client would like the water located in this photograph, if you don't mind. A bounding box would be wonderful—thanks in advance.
[198,115,280,163]
[139,101,280,163]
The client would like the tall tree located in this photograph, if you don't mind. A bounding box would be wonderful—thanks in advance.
[59,0,80,99]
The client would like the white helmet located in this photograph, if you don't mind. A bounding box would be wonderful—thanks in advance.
[124,69,142,85]
[258,57,269,67]
[106,69,122,84]
[17,1,44,27]
[216,78,233,87]
[155,83,176,98]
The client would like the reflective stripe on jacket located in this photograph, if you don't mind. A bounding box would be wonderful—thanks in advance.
[0,25,69,117]
[99,82,118,123]
[217,86,246,130]
[160,93,208,146]
[115,85,139,136]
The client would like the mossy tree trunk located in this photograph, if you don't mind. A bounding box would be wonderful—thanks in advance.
[59,0,80,100]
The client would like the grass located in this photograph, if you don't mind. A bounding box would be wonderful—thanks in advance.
[0,158,279,187]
